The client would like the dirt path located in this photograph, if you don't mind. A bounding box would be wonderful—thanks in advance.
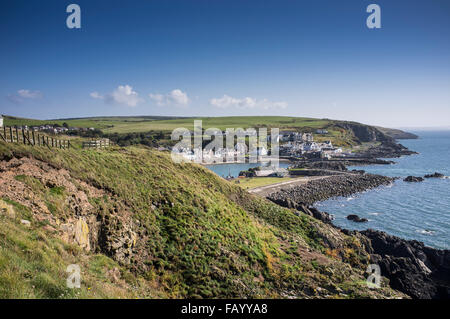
[248,175,331,197]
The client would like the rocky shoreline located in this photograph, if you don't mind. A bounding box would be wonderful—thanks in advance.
[265,135,450,299]
[268,173,395,207]
[266,170,450,299]
[347,229,450,299]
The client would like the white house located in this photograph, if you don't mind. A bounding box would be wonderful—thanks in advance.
[303,142,320,152]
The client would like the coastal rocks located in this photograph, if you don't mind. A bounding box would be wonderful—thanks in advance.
[346,215,368,223]
[299,204,334,224]
[361,229,450,299]
[404,176,424,183]
[424,172,445,179]
[268,174,395,207]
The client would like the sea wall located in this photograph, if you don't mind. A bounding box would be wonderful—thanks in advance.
[268,173,395,207]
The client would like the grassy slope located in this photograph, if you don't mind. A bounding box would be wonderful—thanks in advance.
[3,115,329,132]
[0,141,404,298]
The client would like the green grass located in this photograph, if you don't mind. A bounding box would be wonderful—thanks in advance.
[235,177,298,189]
[0,140,405,299]
[3,115,183,131]
[4,114,333,133]
[0,208,159,298]
[3,115,383,147]
[101,116,332,134]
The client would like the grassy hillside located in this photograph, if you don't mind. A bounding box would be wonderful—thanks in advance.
[2,115,183,131]
[0,140,406,299]
[3,115,330,132]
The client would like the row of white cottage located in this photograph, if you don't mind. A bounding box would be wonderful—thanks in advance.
[174,145,269,162]
[280,140,343,156]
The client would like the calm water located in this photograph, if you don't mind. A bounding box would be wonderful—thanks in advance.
[206,162,291,178]
[317,131,450,249]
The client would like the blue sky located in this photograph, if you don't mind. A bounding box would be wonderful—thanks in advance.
[1,0,449,128]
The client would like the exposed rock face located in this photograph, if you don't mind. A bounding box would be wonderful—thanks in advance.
[424,172,445,179]
[404,176,424,183]
[336,122,390,143]
[361,229,450,299]
[74,218,91,251]
[268,174,395,207]
[0,157,143,267]
[347,215,368,223]
[97,211,138,266]
[298,204,334,224]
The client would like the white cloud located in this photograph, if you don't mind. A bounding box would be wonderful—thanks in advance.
[90,85,142,107]
[148,93,165,106]
[17,89,43,99]
[210,95,287,110]
[90,91,103,99]
[149,89,190,106]
[7,89,43,103]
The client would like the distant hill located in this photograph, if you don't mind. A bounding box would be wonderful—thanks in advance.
[2,115,417,147]
[376,127,419,140]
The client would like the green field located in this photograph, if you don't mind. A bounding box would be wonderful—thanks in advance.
[2,115,185,131]
[4,115,331,133]
[101,116,332,133]
[3,114,406,148]
[235,176,296,190]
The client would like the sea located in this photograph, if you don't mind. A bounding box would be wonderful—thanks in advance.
[205,131,450,250]
[316,131,450,250]
[205,161,291,178]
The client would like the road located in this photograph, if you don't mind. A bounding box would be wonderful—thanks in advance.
[248,175,331,197]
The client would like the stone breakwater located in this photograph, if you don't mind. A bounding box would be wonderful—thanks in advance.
[268,173,395,207]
